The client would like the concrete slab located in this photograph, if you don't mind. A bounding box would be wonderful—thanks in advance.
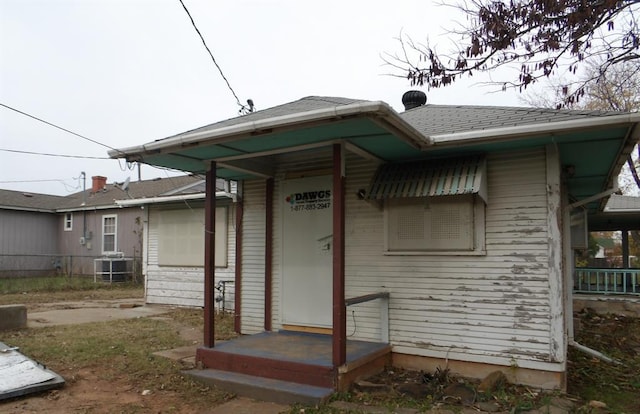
[153,345,199,362]
[27,300,170,327]
[205,397,290,414]
[0,304,27,331]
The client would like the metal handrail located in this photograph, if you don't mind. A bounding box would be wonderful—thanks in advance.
[345,292,390,306]
[345,292,390,343]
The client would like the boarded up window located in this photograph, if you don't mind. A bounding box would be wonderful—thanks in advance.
[386,195,476,251]
[158,207,228,267]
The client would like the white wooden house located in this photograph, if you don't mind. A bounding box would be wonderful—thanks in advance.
[116,179,236,309]
[110,94,640,399]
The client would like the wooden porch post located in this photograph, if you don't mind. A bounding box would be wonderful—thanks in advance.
[332,143,346,367]
[234,182,243,334]
[265,178,274,331]
[204,162,216,348]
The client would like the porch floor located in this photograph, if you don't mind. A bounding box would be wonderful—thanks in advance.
[209,330,389,366]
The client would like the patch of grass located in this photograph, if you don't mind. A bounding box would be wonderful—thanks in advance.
[0,276,143,307]
[166,308,236,340]
[3,309,232,409]
[0,275,138,294]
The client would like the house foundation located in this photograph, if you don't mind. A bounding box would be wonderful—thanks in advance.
[392,353,566,391]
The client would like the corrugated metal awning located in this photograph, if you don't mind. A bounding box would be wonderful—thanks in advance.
[367,155,487,202]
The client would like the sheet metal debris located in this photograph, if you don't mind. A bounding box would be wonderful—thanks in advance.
[0,341,64,400]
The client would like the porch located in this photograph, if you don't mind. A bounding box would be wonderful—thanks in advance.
[574,268,640,295]
[190,331,391,404]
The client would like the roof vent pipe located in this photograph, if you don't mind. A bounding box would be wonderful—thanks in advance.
[401,90,427,110]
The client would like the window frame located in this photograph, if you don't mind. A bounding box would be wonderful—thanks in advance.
[64,213,73,231]
[102,214,118,254]
[384,194,486,256]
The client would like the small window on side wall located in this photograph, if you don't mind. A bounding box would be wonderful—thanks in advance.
[64,213,73,231]
[102,214,117,254]
[385,195,485,255]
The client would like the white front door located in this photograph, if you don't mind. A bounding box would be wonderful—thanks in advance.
[281,175,333,328]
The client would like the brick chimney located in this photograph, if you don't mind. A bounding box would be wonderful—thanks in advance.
[91,176,107,193]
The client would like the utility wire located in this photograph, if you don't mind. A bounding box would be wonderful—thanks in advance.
[0,103,119,152]
[177,0,251,114]
[0,148,110,160]
[0,178,72,184]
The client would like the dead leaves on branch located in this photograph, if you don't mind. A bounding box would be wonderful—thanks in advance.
[393,0,640,107]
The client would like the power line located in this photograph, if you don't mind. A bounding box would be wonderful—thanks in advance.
[177,0,253,114]
[0,102,120,152]
[0,178,72,184]
[0,148,110,160]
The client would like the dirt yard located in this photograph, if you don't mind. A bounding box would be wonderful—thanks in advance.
[1,292,639,414]
[0,297,234,414]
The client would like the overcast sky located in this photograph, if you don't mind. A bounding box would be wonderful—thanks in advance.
[1,0,536,196]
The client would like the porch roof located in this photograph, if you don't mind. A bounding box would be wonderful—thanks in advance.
[588,195,640,231]
[109,96,640,215]
[110,99,430,181]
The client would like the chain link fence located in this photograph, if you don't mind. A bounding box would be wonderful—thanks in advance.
[0,254,142,283]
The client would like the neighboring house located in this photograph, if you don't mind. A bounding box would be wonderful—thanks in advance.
[115,179,236,309]
[0,190,65,276]
[575,195,640,294]
[0,174,235,304]
[110,94,640,394]
[593,237,615,259]
[603,195,640,268]
[54,175,206,276]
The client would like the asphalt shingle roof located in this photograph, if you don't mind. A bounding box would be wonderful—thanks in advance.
[57,175,205,210]
[152,95,625,144]
[0,175,208,212]
[0,189,66,212]
[152,96,367,142]
[399,104,624,137]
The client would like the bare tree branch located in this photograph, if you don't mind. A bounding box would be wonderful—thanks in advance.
[387,0,640,107]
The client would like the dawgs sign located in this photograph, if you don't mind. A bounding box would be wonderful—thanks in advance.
[285,189,332,212]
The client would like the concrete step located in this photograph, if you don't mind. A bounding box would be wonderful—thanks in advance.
[185,368,334,405]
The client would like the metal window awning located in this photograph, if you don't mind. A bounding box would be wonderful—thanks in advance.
[366,155,488,203]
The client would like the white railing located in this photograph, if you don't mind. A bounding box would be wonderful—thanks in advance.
[574,268,640,295]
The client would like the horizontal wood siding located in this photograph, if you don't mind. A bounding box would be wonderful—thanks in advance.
[145,206,236,308]
[240,180,267,334]
[343,148,557,370]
